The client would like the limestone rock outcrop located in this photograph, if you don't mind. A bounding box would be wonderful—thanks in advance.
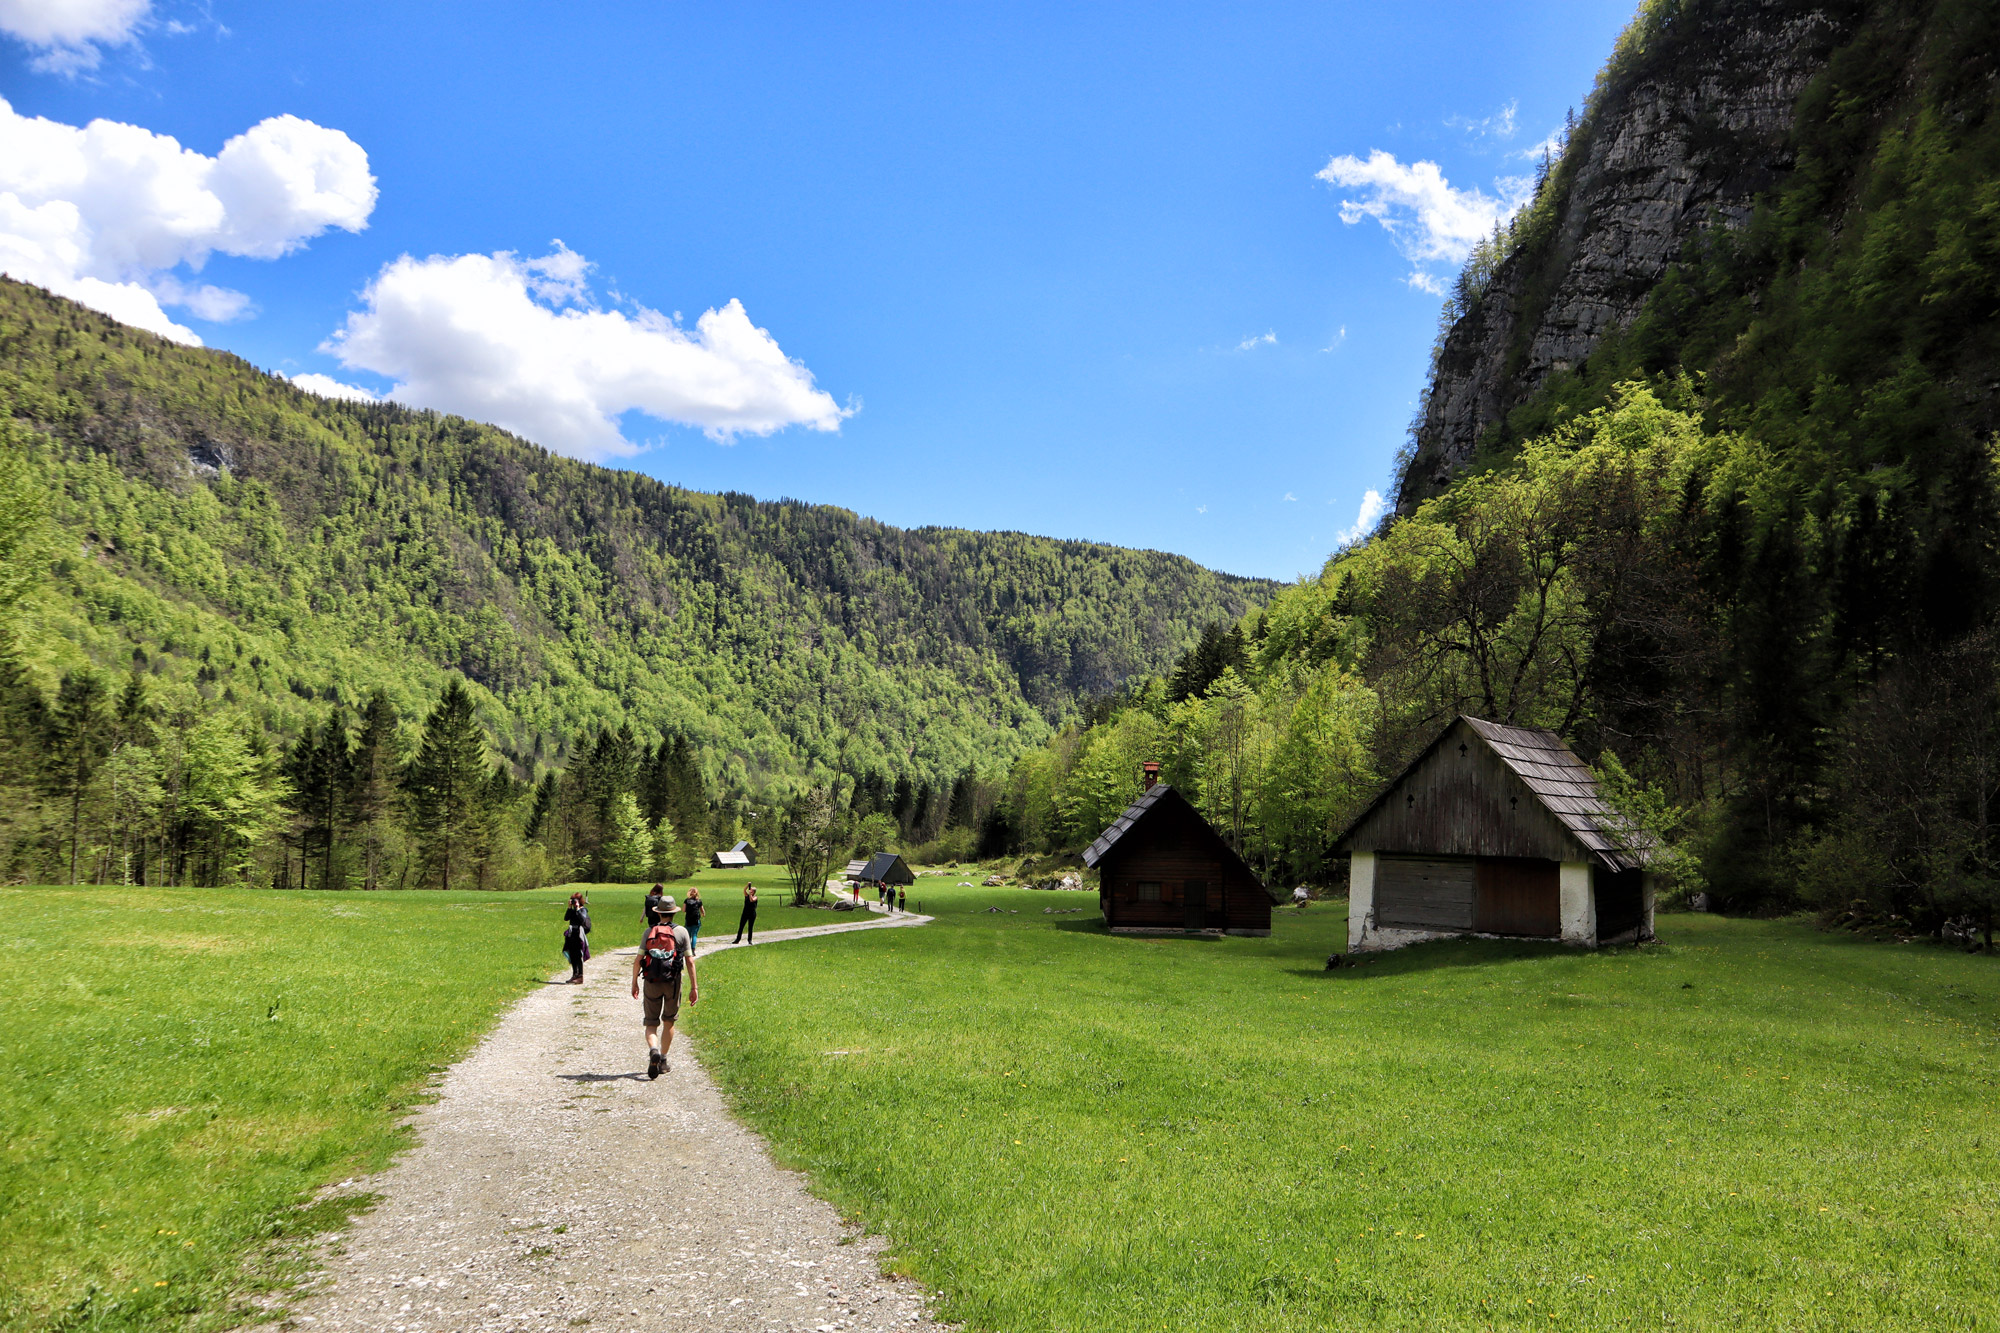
[1399,0,1863,510]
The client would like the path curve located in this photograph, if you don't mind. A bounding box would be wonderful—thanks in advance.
[285,908,941,1333]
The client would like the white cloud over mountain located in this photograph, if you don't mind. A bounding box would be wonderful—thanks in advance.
[1337,488,1388,545]
[324,246,849,460]
[0,0,150,73]
[1316,149,1530,293]
[288,372,380,403]
[0,98,377,343]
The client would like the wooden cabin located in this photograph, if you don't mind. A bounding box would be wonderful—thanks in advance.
[853,851,914,886]
[1336,716,1653,953]
[1084,773,1273,936]
[711,840,753,869]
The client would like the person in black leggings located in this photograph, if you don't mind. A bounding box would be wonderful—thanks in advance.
[733,883,758,944]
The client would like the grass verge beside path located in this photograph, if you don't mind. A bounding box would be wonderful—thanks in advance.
[0,885,570,1333]
[690,885,2000,1332]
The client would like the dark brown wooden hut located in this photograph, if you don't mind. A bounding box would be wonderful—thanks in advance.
[1084,775,1273,936]
[1334,716,1653,952]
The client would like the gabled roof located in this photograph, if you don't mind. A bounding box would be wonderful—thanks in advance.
[843,859,870,878]
[1459,717,1642,869]
[1083,784,1273,899]
[1082,782,1173,867]
[1337,715,1645,871]
[712,849,750,867]
[859,851,913,883]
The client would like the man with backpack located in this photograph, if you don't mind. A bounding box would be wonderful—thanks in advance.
[629,893,698,1079]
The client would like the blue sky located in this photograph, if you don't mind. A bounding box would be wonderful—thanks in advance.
[0,1,1637,580]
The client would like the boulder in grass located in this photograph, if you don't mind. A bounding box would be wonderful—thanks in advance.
[982,874,1007,887]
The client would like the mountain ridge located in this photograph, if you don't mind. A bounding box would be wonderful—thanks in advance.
[0,276,1275,793]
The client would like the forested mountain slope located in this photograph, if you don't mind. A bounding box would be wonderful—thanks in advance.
[1000,0,2000,933]
[0,278,1273,792]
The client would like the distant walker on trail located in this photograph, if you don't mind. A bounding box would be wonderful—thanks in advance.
[684,886,705,953]
[561,892,591,983]
[643,883,669,934]
[734,882,758,944]
[631,893,697,1079]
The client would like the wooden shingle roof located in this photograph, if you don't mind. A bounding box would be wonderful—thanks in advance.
[1082,782,1174,867]
[1336,716,1647,872]
[1458,718,1642,870]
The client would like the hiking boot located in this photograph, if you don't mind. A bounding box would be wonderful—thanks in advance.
[647,1051,663,1080]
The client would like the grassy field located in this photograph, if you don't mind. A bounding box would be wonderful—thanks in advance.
[0,865,905,1333]
[8,874,1995,1332]
[690,884,2000,1332]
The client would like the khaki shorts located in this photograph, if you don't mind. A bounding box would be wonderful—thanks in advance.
[642,979,682,1026]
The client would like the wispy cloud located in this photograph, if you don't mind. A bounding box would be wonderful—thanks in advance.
[1447,99,1519,141]
[1196,505,1209,515]
[1283,492,1297,502]
[1337,489,1388,545]
[1316,149,1531,294]
[1235,330,1277,352]
[0,0,151,74]
[1320,325,1348,353]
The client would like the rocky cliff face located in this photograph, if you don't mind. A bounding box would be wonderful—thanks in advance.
[1399,0,1864,510]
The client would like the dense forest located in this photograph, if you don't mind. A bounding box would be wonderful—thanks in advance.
[994,0,2000,944]
[0,278,1271,887]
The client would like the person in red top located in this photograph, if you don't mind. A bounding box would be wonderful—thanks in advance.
[629,894,698,1078]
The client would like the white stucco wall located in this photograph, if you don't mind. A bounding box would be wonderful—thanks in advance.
[1559,860,1596,945]
[1347,851,1375,953]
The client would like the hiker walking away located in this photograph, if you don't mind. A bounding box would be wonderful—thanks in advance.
[643,883,669,936]
[562,893,589,983]
[684,886,705,953]
[630,894,697,1078]
[898,885,907,913]
[733,882,758,944]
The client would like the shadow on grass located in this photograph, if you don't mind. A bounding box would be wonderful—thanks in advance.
[1283,935,1636,981]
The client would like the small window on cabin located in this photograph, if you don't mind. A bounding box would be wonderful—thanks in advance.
[1137,881,1162,902]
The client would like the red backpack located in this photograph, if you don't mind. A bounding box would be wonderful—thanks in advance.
[640,925,684,985]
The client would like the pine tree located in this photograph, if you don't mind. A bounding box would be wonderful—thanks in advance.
[348,690,401,890]
[604,791,652,882]
[404,680,490,890]
[47,671,109,885]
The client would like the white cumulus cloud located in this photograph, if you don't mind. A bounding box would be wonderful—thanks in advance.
[1337,489,1388,545]
[288,372,379,402]
[0,0,150,73]
[0,97,376,344]
[1316,149,1530,291]
[324,245,848,460]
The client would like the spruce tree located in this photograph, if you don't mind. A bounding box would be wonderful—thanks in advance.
[47,671,109,885]
[404,680,489,890]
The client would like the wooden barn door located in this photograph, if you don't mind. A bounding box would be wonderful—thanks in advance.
[1184,879,1209,930]
[1474,857,1560,936]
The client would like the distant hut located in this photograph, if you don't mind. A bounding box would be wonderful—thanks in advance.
[1335,716,1653,953]
[1084,763,1273,936]
[855,852,914,887]
[711,840,753,870]
[842,859,871,881]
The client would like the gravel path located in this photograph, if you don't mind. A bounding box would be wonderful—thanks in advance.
[285,909,943,1333]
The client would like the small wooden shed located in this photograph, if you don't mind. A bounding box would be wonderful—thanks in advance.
[1335,716,1653,952]
[854,851,914,886]
[1084,777,1273,936]
[711,840,753,869]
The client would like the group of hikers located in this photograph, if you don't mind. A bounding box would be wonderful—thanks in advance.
[558,881,761,1080]
[860,881,908,912]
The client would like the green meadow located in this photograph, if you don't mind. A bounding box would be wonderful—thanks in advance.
[4,875,1996,1333]
[691,884,2000,1332]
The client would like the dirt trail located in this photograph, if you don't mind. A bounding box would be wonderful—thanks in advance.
[285,910,941,1333]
